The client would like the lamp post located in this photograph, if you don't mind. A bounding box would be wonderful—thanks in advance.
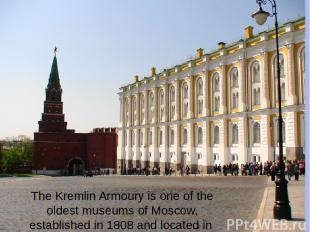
[251,0,291,220]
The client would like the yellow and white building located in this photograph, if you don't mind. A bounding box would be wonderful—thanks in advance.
[117,17,305,174]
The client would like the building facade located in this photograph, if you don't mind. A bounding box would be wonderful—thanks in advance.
[117,17,305,174]
[33,55,117,176]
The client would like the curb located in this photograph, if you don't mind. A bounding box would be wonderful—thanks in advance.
[254,178,271,232]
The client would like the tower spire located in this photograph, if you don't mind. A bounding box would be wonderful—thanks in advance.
[46,49,62,102]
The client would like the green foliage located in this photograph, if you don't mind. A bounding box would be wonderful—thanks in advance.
[0,137,33,174]
[2,146,23,173]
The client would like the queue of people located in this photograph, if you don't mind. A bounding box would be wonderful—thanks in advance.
[119,159,305,178]
[213,159,305,181]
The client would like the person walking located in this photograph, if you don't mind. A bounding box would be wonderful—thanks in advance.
[294,163,300,181]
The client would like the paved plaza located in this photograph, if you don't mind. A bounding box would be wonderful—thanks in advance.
[0,176,267,232]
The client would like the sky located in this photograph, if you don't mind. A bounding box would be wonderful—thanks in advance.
[0,0,305,139]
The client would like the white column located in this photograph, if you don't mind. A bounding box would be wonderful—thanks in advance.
[175,80,181,121]
[152,126,158,167]
[239,116,248,164]
[204,121,211,172]
[221,119,229,164]
[239,59,247,112]
[287,44,297,105]
[128,96,132,127]
[260,115,272,162]
[153,88,158,124]
[189,122,194,169]
[176,124,181,170]
[220,65,227,114]
[189,76,194,118]
[144,91,148,125]
[164,83,169,122]
[135,93,140,126]
[202,72,208,116]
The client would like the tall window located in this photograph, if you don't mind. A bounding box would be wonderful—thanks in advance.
[149,92,154,121]
[231,68,239,110]
[124,131,127,146]
[170,86,176,120]
[196,78,204,115]
[232,124,238,144]
[132,130,135,146]
[183,128,188,145]
[139,131,143,146]
[159,130,163,145]
[125,98,129,125]
[213,73,220,112]
[214,126,219,145]
[149,131,153,145]
[253,122,261,144]
[197,127,203,145]
[133,97,137,123]
[170,129,175,145]
[140,95,145,123]
[183,83,189,118]
[273,54,286,103]
[159,89,164,121]
[252,61,261,107]
[276,121,286,144]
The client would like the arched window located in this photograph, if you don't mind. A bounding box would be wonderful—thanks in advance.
[170,129,174,145]
[196,78,204,115]
[232,124,238,144]
[214,126,219,145]
[231,68,239,110]
[213,73,220,112]
[133,97,137,123]
[141,96,144,109]
[197,127,203,145]
[159,89,164,121]
[282,121,286,143]
[159,130,163,145]
[170,86,175,102]
[214,74,220,92]
[140,95,145,122]
[197,78,203,96]
[254,88,261,105]
[149,92,154,121]
[170,86,176,120]
[183,83,188,99]
[251,61,261,107]
[160,89,164,105]
[252,61,260,83]
[253,122,261,144]
[182,83,189,117]
[281,83,285,101]
[231,68,239,88]
[124,131,127,146]
[183,128,188,145]
[132,131,135,146]
[215,96,220,112]
[277,121,286,144]
[139,131,143,146]
[273,54,286,103]
[149,131,153,145]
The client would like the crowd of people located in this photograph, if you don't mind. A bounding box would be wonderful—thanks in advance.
[212,159,305,181]
[117,159,305,179]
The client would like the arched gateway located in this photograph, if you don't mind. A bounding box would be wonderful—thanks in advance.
[68,158,85,176]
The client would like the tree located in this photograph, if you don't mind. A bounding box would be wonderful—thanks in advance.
[2,146,23,173]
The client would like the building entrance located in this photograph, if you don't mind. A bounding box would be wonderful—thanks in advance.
[68,158,84,176]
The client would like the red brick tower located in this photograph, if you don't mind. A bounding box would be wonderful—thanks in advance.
[38,54,69,133]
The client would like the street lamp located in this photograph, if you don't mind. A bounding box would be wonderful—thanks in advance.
[251,0,291,220]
